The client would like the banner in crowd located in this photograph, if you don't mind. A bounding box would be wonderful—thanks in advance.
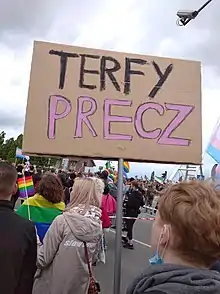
[23,41,202,164]
[16,148,30,160]
[123,161,130,173]
[17,176,35,199]
[207,120,220,164]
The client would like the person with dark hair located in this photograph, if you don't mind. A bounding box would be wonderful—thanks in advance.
[0,162,37,294]
[16,164,23,174]
[50,167,56,174]
[11,164,31,208]
[100,170,118,199]
[68,172,76,188]
[17,174,65,242]
[58,172,71,205]
[123,181,144,249]
[32,167,42,190]
[102,185,117,216]
[29,165,35,174]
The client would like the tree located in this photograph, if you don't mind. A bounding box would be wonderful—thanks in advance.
[0,131,60,166]
[15,134,23,149]
[0,131,6,159]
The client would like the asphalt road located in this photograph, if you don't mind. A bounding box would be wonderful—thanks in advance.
[94,213,154,294]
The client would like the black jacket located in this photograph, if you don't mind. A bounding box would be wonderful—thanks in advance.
[126,189,145,216]
[0,200,37,294]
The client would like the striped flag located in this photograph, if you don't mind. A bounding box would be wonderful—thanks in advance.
[207,120,220,163]
[17,194,65,242]
[17,176,35,198]
[123,161,130,173]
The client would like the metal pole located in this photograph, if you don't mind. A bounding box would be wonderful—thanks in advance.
[197,0,213,14]
[113,158,124,294]
[179,0,213,26]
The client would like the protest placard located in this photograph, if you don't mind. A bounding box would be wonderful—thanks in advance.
[23,41,202,164]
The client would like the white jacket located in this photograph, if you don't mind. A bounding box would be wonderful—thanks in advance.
[32,205,102,294]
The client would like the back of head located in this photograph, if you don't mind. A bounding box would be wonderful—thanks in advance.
[36,173,64,204]
[100,170,108,180]
[131,180,139,190]
[36,167,42,175]
[103,185,110,195]
[29,165,35,173]
[58,172,67,187]
[158,181,220,267]
[0,162,17,200]
[16,164,23,174]
[68,177,104,210]
[69,172,76,180]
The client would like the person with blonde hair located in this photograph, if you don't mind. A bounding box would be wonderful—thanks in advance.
[127,181,220,294]
[32,177,104,294]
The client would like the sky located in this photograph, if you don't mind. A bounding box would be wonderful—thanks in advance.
[0,0,219,178]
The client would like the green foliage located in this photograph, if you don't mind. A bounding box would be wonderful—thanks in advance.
[0,132,60,166]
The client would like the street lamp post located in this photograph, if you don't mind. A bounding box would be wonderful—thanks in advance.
[176,0,213,26]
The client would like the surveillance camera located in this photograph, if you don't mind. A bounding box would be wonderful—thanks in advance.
[177,10,198,20]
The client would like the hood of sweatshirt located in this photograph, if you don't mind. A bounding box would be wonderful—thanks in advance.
[63,205,102,243]
[126,263,220,294]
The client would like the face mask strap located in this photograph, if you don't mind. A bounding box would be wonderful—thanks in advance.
[157,225,170,258]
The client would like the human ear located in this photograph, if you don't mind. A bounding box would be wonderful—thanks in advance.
[12,183,18,195]
[160,224,170,245]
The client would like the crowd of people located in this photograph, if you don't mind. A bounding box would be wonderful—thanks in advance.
[1,161,220,293]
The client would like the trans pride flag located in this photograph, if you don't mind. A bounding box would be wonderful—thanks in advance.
[207,120,220,164]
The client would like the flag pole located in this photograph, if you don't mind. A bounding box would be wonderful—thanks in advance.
[22,171,31,221]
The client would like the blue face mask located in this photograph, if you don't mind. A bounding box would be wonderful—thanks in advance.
[149,252,164,265]
[149,225,169,265]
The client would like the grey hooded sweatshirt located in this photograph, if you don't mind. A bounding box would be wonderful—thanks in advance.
[32,206,102,294]
[126,264,220,294]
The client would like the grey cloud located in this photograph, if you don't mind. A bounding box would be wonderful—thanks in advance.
[0,111,24,129]
[134,0,220,70]
[2,0,218,72]
[0,0,105,48]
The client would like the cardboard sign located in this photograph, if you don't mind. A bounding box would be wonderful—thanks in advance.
[23,41,202,164]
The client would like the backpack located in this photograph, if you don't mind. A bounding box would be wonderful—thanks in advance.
[108,182,118,199]
[102,193,116,215]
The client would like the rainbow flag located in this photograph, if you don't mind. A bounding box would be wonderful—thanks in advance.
[123,161,130,173]
[17,176,35,198]
[17,194,65,242]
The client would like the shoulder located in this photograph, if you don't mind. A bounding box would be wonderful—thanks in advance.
[144,291,166,294]
[13,212,35,233]
[210,261,220,273]
[47,214,66,235]
[51,214,65,227]
[20,195,36,206]
[54,201,65,211]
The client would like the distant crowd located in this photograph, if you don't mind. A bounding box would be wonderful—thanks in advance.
[1,161,220,293]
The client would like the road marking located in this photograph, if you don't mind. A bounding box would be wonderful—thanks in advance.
[109,229,151,248]
[131,239,151,248]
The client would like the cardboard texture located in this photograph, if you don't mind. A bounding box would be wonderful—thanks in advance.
[23,41,202,164]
